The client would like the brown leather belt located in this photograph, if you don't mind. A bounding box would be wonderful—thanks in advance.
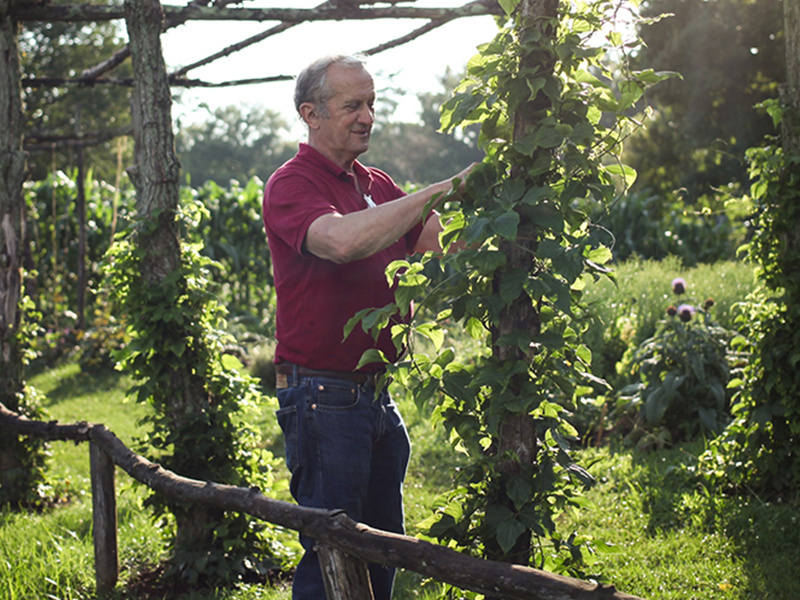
[274,363,384,389]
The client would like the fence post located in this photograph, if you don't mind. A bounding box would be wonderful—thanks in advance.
[90,440,118,595]
[316,543,375,600]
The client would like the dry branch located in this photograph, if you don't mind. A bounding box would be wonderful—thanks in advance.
[363,16,450,55]
[22,74,294,88]
[170,74,293,87]
[168,0,342,79]
[78,0,214,83]
[0,401,646,600]
[22,0,497,92]
[24,125,133,151]
[12,1,503,23]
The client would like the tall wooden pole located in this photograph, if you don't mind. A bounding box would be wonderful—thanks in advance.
[124,0,217,559]
[0,0,30,501]
[491,0,558,567]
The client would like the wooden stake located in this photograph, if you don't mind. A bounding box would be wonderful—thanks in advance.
[316,542,375,600]
[90,441,118,595]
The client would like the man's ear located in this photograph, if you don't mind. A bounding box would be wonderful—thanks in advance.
[299,102,321,129]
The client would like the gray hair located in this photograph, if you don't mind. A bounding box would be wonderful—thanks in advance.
[294,54,369,117]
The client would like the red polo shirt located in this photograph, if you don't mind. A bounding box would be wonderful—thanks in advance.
[262,144,423,372]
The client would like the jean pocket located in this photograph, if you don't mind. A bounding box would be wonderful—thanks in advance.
[276,405,299,473]
[312,379,360,411]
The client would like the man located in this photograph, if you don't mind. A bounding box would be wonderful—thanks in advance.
[262,54,474,599]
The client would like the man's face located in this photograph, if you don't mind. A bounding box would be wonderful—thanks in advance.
[309,64,376,169]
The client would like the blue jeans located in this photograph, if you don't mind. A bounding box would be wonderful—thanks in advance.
[276,373,411,600]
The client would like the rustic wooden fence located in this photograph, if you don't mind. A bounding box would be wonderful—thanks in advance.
[0,401,646,600]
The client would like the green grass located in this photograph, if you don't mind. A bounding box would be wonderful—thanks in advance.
[562,446,800,600]
[3,360,800,599]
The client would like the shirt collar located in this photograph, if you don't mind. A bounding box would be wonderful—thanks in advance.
[298,143,373,186]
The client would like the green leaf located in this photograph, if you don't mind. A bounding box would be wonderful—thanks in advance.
[497,179,527,207]
[466,317,486,340]
[491,210,520,240]
[499,268,528,303]
[553,249,583,284]
[526,201,563,233]
[521,185,553,205]
[584,245,613,265]
[634,69,680,85]
[537,330,565,349]
[498,0,521,16]
[355,349,388,371]
[604,163,638,189]
[497,517,526,555]
[515,126,566,155]
[537,238,563,259]
[416,322,445,351]
[343,307,374,340]
[507,475,534,510]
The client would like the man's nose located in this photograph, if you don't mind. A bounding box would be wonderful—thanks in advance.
[359,104,375,125]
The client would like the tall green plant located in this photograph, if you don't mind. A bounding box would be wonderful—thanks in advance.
[24,171,136,359]
[699,101,800,497]
[189,178,275,334]
[353,0,673,574]
[102,200,287,585]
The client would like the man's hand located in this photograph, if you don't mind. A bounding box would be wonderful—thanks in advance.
[441,162,478,204]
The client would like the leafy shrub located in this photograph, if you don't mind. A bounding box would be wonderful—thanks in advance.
[24,172,135,339]
[594,187,750,266]
[0,384,51,509]
[612,295,737,448]
[103,200,289,586]
[698,107,800,498]
[190,178,276,335]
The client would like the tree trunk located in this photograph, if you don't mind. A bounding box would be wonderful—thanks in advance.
[124,0,215,557]
[491,0,559,567]
[0,0,30,499]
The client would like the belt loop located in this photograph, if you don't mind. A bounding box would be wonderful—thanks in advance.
[291,363,299,388]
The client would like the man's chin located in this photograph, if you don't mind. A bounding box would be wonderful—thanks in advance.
[353,137,371,154]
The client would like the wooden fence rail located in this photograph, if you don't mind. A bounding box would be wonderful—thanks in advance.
[0,400,645,600]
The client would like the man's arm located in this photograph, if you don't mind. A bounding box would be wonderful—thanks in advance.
[305,164,473,264]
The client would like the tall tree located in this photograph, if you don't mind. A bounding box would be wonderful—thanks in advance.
[175,104,295,186]
[124,0,218,566]
[19,18,133,181]
[626,0,785,202]
[362,0,661,576]
[784,0,800,155]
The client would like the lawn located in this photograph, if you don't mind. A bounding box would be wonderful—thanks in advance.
[2,359,799,600]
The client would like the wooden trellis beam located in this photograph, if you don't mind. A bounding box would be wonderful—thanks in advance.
[0,400,646,600]
[12,1,503,23]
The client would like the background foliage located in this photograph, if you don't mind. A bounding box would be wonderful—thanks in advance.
[625,0,785,205]
[5,0,799,594]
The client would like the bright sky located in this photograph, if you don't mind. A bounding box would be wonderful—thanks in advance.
[159,1,500,133]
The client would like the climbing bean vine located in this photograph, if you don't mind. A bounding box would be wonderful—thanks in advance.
[353,0,672,575]
[102,200,285,585]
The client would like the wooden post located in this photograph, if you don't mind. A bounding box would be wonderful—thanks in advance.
[316,543,375,600]
[90,441,118,595]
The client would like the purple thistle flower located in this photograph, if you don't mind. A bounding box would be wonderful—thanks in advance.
[672,277,687,295]
[678,304,695,322]
[667,305,678,317]
[704,298,715,310]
